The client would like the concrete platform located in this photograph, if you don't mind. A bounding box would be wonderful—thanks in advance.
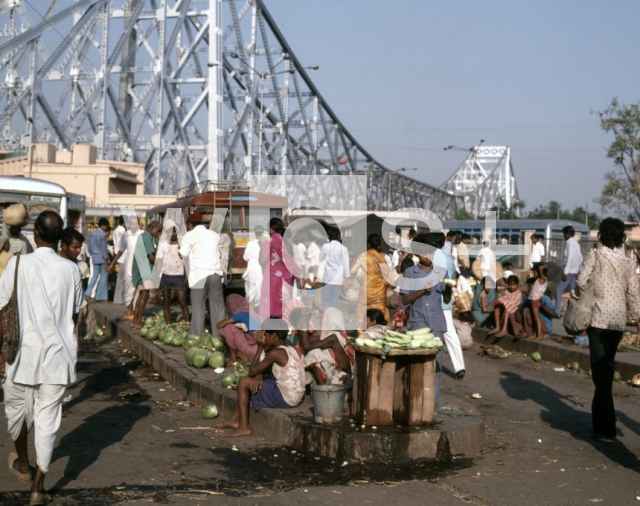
[472,327,640,380]
[93,303,485,464]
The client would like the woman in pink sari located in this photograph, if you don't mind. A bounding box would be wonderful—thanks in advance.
[259,217,294,319]
[217,294,262,365]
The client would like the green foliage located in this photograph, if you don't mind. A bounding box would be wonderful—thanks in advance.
[489,197,525,219]
[597,97,640,221]
[454,208,474,220]
[527,200,600,229]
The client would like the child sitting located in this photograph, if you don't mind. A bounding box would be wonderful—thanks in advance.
[453,311,475,349]
[528,262,549,341]
[213,318,305,437]
[392,257,416,330]
[489,275,524,338]
[472,276,498,327]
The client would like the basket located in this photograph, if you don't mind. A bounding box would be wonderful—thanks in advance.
[453,291,473,312]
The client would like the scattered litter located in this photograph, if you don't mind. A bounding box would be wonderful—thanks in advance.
[231,446,239,452]
[372,426,377,430]
[118,390,141,398]
[252,457,257,460]
[214,367,225,374]
[115,486,125,490]
[179,427,211,430]
[588,500,603,503]
[472,393,482,399]
[63,395,74,403]
[159,389,166,392]
[304,489,308,493]
[152,425,161,432]
[291,450,297,454]
[561,468,565,472]
[538,439,542,443]
[166,384,173,389]
[480,345,510,359]
[273,454,278,458]
[341,461,349,467]
[554,368,565,372]
[165,429,175,433]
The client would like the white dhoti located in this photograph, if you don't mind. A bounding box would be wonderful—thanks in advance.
[4,378,65,473]
[443,309,465,374]
[122,274,138,308]
[242,260,262,305]
[113,263,126,304]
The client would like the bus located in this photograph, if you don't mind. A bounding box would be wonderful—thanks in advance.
[0,175,86,247]
[146,180,288,288]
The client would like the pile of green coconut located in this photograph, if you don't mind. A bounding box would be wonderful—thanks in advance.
[138,310,228,370]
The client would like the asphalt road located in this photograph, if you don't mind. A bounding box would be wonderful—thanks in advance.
[2,332,640,505]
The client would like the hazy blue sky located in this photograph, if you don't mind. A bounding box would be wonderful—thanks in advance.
[264,0,640,214]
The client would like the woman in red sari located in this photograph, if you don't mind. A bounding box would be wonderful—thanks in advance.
[259,217,293,319]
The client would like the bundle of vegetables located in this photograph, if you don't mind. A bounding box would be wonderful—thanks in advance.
[355,328,444,359]
[618,332,640,351]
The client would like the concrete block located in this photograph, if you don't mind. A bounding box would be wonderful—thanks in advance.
[72,144,97,165]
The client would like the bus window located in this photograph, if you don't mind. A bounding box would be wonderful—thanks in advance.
[270,208,283,219]
[231,207,241,230]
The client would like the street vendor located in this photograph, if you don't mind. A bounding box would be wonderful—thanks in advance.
[399,232,451,405]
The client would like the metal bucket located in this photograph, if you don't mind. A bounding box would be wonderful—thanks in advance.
[310,384,347,424]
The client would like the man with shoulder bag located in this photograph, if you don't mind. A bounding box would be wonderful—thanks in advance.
[0,211,85,505]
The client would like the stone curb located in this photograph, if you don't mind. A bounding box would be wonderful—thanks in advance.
[472,327,640,380]
[93,303,485,464]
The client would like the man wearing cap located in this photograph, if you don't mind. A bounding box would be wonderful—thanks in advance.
[179,214,225,337]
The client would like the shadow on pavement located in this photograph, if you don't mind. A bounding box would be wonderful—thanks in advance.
[50,402,151,491]
[499,371,640,472]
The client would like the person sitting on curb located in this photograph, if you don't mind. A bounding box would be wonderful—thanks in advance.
[212,318,305,437]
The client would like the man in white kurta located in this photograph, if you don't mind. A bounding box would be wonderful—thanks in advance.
[112,217,127,304]
[0,211,85,503]
[108,217,143,320]
[242,226,263,307]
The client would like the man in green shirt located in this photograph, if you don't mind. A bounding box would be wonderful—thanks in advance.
[131,221,162,329]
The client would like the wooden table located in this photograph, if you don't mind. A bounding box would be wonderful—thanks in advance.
[351,344,439,426]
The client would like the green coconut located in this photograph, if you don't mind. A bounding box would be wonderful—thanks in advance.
[211,337,225,353]
[155,309,165,318]
[532,351,542,362]
[571,361,581,372]
[171,334,185,347]
[185,347,198,367]
[93,326,104,337]
[221,372,237,388]
[201,405,218,419]
[200,336,214,348]
[156,319,167,328]
[613,371,621,382]
[208,351,226,369]
[158,328,168,341]
[140,326,149,338]
[144,317,156,327]
[183,337,200,351]
[147,327,159,341]
[192,349,210,368]
[162,331,174,345]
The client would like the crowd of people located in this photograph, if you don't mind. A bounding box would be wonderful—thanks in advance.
[2,208,640,500]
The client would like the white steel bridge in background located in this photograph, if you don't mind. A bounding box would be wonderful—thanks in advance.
[0,0,517,218]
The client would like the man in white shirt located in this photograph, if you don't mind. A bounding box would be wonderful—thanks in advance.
[112,216,127,304]
[0,211,85,504]
[477,241,496,281]
[555,225,584,314]
[319,227,350,309]
[443,230,455,255]
[529,233,545,269]
[108,216,143,320]
[179,214,225,337]
[242,225,264,307]
[304,235,321,286]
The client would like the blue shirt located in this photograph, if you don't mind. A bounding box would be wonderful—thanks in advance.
[521,294,554,334]
[400,263,447,334]
[87,228,109,264]
[232,312,261,333]
[433,249,456,311]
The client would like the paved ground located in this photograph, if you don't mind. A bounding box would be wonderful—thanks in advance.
[2,321,640,505]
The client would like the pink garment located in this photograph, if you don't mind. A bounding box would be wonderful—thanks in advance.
[260,233,293,319]
[529,278,547,301]
[220,324,257,359]
[227,293,261,324]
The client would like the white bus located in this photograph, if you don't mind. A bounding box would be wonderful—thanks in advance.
[0,175,85,247]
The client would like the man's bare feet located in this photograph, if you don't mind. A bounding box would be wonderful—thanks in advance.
[121,314,134,321]
[494,330,508,338]
[131,322,142,329]
[221,427,253,438]
[211,420,239,430]
[488,328,500,336]
[529,334,544,341]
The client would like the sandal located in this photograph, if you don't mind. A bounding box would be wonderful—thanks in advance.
[8,452,32,484]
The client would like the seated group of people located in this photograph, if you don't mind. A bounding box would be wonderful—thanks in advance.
[469,262,555,340]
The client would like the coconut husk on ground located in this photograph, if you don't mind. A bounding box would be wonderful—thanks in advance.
[479,344,511,359]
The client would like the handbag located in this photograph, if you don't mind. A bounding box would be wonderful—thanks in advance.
[1,254,21,364]
[563,252,596,336]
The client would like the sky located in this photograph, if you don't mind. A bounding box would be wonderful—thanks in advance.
[263,0,640,215]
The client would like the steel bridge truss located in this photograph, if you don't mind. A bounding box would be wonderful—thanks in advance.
[0,0,461,218]
[439,146,520,219]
